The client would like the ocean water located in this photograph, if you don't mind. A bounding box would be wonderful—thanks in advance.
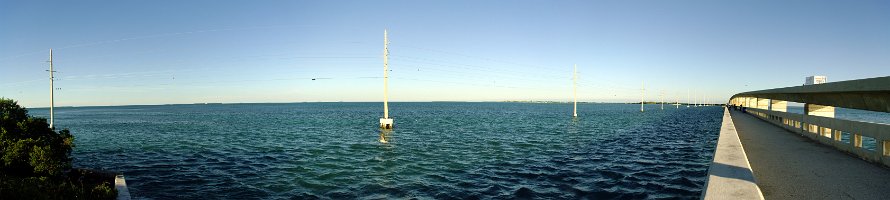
[29,103,723,199]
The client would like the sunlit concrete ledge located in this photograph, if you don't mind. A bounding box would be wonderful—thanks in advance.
[116,175,131,200]
[701,108,764,200]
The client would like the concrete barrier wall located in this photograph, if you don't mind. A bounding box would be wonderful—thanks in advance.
[116,175,131,200]
[742,107,890,168]
[701,108,764,200]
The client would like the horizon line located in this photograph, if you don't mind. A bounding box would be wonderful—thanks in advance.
[23,101,694,109]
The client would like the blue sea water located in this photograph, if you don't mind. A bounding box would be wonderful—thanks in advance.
[28,103,723,199]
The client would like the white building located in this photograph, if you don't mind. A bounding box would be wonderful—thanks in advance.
[805,76,827,85]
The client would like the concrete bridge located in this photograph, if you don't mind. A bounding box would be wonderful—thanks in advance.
[702,76,890,200]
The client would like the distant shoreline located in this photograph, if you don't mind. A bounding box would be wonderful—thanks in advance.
[28,101,649,109]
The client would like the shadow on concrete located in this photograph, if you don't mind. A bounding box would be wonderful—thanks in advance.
[709,161,757,184]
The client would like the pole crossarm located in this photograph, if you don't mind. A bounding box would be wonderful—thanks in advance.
[731,76,890,113]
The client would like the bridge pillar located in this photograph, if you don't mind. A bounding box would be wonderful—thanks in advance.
[770,100,787,112]
[756,98,769,110]
[805,103,835,118]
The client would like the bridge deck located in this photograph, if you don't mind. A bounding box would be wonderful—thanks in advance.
[730,109,890,199]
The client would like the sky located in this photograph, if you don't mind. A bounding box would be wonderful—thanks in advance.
[1,0,889,107]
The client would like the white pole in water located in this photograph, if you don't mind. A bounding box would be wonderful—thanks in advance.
[379,29,393,129]
[676,95,679,109]
[573,64,578,117]
[383,30,389,119]
[660,90,664,110]
[47,49,55,129]
[640,81,644,112]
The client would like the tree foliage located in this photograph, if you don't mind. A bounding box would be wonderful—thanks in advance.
[0,98,116,199]
[0,98,74,177]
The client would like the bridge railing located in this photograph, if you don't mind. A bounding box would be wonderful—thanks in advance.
[742,107,890,166]
[729,76,890,167]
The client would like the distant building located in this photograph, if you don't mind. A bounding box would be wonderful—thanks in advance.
[805,76,827,85]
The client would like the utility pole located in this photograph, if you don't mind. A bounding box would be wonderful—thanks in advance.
[379,30,393,129]
[660,90,664,110]
[640,81,644,112]
[47,49,55,129]
[383,30,389,120]
[676,95,679,109]
[573,64,578,117]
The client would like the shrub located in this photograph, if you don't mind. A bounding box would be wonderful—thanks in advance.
[91,182,118,199]
[1,98,74,177]
[0,98,115,199]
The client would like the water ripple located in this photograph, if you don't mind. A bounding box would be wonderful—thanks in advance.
[47,103,721,199]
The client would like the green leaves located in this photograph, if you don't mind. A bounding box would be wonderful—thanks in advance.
[90,182,118,199]
[2,138,36,173]
[0,97,73,177]
[0,98,112,199]
[30,145,62,176]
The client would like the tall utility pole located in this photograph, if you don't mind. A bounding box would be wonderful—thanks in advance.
[379,30,393,129]
[383,30,389,120]
[660,90,664,110]
[676,95,679,109]
[640,81,644,112]
[573,64,578,117]
[47,49,55,129]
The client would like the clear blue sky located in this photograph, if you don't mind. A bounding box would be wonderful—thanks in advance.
[2,0,889,107]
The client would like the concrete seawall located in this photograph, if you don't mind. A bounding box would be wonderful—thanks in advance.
[116,175,131,200]
[701,108,764,200]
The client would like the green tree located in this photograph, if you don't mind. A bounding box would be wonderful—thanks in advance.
[0,98,116,199]
[0,98,74,177]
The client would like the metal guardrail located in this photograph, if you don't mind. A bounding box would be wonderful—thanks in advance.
[729,76,890,167]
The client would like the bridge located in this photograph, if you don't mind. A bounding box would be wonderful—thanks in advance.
[702,76,890,199]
